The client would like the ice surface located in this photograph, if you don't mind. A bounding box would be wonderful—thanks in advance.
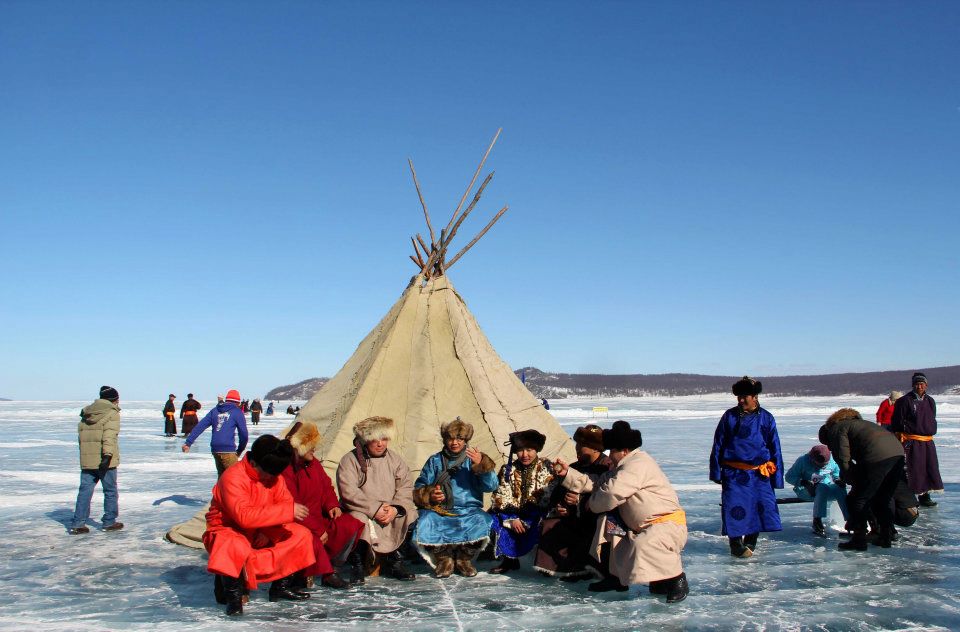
[0,395,956,631]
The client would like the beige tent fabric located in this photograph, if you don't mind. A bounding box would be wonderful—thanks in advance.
[299,274,576,480]
[167,273,575,549]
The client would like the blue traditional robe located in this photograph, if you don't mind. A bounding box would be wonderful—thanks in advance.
[709,406,784,537]
[412,452,498,547]
[490,458,557,558]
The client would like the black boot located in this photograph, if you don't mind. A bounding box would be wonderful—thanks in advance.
[220,574,243,616]
[812,517,826,537]
[346,542,368,585]
[743,533,759,552]
[729,536,752,558]
[665,572,689,603]
[649,579,668,594]
[588,574,628,592]
[838,530,868,551]
[269,575,310,602]
[919,492,937,507]
[489,556,520,575]
[384,550,416,581]
[873,524,894,548]
[214,574,226,605]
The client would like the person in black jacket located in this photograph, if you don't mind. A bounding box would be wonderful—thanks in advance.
[819,408,905,551]
[163,394,177,436]
[180,393,202,436]
[250,398,263,425]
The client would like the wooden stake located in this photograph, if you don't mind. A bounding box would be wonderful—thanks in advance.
[442,128,501,241]
[445,205,509,270]
[441,171,494,254]
[409,255,423,269]
[410,237,425,267]
[416,234,431,261]
[408,158,436,246]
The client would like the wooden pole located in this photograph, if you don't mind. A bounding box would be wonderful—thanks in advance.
[415,234,431,261]
[409,255,423,269]
[441,171,493,255]
[408,158,436,246]
[410,237,425,268]
[442,128,501,240]
[445,205,509,270]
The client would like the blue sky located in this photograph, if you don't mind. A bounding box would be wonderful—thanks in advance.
[2,2,958,400]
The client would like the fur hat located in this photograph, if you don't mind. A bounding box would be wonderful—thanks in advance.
[890,390,902,400]
[732,376,762,397]
[808,444,831,466]
[441,417,474,441]
[506,429,546,453]
[912,372,927,385]
[249,435,294,475]
[353,416,395,443]
[826,408,863,424]
[602,420,642,451]
[573,424,604,452]
[284,420,322,457]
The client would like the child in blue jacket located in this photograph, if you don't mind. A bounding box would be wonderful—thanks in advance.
[785,444,848,536]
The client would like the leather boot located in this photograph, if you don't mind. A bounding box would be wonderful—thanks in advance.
[384,550,416,581]
[665,572,688,603]
[489,556,520,575]
[346,542,368,585]
[838,530,868,551]
[743,532,759,552]
[729,536,752,558]
[269,575,310,602]
[649,579,667,595]
[454,545,480,577]
[220,574,243,616]
[873,524,893,548]
[434,547,455,578]
[812,517,826,537]
[919,492,937,507]
[321,572,349,589]
[214,574,226,604]
[588,575,628,592]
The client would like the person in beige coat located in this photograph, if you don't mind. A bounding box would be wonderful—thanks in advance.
[336,416,418,582]
[553,420,688,603]
[70,386,123,534]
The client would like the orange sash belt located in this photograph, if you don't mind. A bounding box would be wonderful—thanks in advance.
[723,459,778,477]
[896,433,933,443]
[165,412,174,419]
[642,509,687,529]
[183,411,198,416]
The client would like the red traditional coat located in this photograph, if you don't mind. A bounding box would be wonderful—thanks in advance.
[876,399,894,425]
[281,457,364,576]
[204,456,315,589]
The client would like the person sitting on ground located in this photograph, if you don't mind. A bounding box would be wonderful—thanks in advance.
[412,417,498,578]
[785,444,849,536]
[553,420,689,603]
[488,429,557,574]
[819,408,905,551]
[203,434,315,616]
[281,421,364,589]
[183,389,249,478]
[534,424,613,581]
[163,393,177,436]
[336,416,418,583]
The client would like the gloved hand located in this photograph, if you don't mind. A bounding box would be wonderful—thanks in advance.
[98,454,112,476]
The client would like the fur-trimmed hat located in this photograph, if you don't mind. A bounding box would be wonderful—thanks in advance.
[826,408,863,424]
[249,435,294,475]
[603,420,642,451]
[808,444,830,466]
[441,417,474,441]
[573,424,604,452]
[283,420,322,458]
[732,376,762,397]
[890,390,902,400]
[506,429,546,453]
[353,416,395,443]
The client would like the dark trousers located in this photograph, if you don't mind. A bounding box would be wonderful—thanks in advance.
[847,456,904,532]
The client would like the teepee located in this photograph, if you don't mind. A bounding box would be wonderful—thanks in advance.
[166,130,575,549]
[301,128,575,479]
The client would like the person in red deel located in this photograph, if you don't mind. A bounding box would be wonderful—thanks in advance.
[875,391,901,427]
[281,420,364,589]
[203,434,315,616]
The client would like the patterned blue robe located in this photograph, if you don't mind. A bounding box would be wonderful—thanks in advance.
[412,452,498,546]
[709,406,784,537]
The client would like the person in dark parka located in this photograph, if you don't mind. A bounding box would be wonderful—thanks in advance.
[163,394,177,436]
[818,408,905,551]
[709,376,783,558]
[250,398,263,426]
[180,393,202,436]
[890,372,943,507]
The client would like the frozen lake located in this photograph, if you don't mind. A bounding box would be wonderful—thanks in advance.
[0,394,957,631]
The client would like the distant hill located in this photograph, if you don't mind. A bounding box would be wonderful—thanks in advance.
[264,378,329,401]
[266,365,960,401]
[0,398,9,402]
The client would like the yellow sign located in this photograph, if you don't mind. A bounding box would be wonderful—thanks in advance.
[592,406,608,413]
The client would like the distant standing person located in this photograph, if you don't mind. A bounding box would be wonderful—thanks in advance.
[875,391,901,428]
[183,389,249,478]
[250,398,263,426]
[70,386,124,534]
[180,393,202,436]
[163,393,177,437]
[891,372,943,508]
[709,376,783,558]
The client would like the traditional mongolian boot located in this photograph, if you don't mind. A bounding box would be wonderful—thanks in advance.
[269,575,311,602]
[214,573,226,604]
[346,542,369,585]
[454,544,481,577]
[918,492,937,507]
[743,533,759,553]
[588,574,628,592]
[812,517,826,537]
[384,550,416,581]
[433,546,455,578]
[649,579,668,595]
[664,572,689,603]
[220,574,244,616]
[321,572,349,589]
[838,530,868,551]
[873,525,894,549]
[729,536,752,558]
[489,556,520,575]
